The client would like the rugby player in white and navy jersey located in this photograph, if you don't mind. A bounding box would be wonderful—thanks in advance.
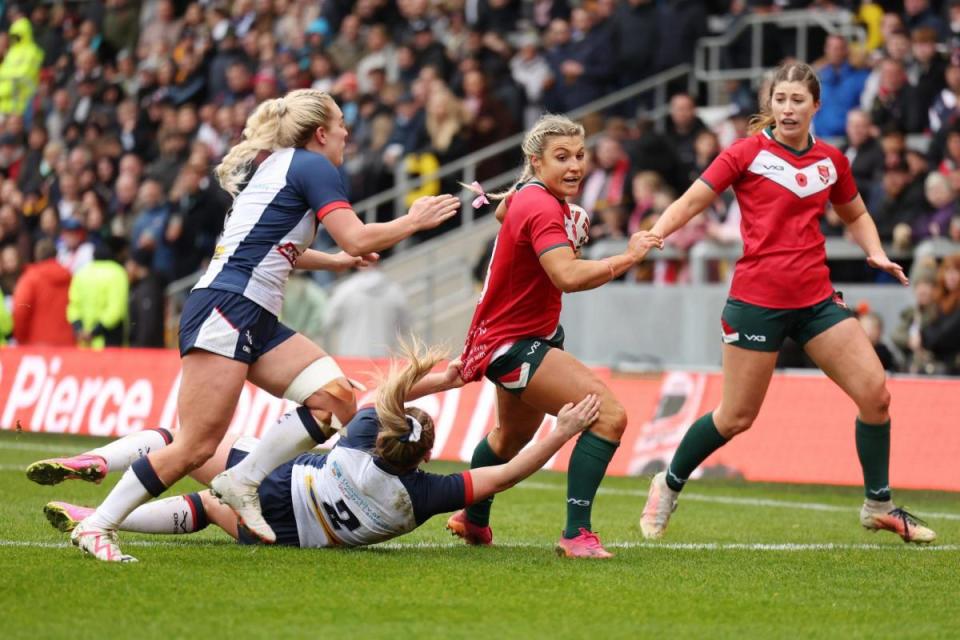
[446,115,661,559]
[61,89,462,562]
[40,346,603,552]
[639,62,936,544]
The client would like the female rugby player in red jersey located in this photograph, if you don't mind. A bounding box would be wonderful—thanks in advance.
[446,114,662,558]
[640,62,936,544]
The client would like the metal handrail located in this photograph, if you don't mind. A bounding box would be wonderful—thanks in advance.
[694,10,865,104]
[351,64,693,224]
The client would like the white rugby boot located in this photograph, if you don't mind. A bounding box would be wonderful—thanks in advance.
[209,470,276,544]
[640,471,679,539]
[71,521,138,562]
[860,501,936,544]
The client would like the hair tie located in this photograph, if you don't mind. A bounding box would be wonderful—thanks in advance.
[400,415,422,443]
[465,181,490,209]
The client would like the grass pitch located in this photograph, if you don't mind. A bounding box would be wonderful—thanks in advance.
[2,431,958,639]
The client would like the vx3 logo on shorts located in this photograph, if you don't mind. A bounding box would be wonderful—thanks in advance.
[567,498,591,507]
[744,334,767,343]
[526,341,542,356]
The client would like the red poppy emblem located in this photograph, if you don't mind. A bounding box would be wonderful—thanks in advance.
[817,165,830,184]
[795,173,807,187]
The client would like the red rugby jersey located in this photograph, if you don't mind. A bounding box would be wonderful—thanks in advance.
[460,182,572,382]
[700,128,859,308]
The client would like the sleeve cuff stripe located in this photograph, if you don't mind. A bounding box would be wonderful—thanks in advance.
[316,201,352,221]
[537,242,570,257]
[462,471,475,505]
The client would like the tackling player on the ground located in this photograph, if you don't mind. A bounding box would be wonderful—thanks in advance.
[36,343,601,551]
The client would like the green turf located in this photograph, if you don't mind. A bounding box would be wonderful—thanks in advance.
[2,431,958,639]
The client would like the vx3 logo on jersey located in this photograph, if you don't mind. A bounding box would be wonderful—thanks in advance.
[762,164,785,171]
[744,334,767,342]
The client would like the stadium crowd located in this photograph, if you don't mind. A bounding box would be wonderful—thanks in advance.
[0,0,957,374]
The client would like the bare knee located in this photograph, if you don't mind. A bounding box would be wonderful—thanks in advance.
[591,396,627,442]
[859,383,891,423]
[488,425,533,459]
[714,408,757,438]
[304,382,357,426]
[173,437,221,473]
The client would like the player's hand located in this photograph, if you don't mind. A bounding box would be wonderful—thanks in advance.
[867,254,909,286]
[406,195,461,231]
[330,251,379,271]
[555,394,601,439]
[441,358,465,389]
[627,230,663,262]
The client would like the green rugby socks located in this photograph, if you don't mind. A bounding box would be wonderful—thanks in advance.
[465,436,507,527]
[855,418,892,502]
[563,431,619,538]
[665,412,728,492]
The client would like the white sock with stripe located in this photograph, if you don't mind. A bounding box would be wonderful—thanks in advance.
[87,429,174,472]
[230,407,325,487]
[119,493,209,534]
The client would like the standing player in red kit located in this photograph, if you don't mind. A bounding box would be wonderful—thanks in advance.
[446,115,661,558]
[640,62,936,544]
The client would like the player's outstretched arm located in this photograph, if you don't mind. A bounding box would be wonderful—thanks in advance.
[468,394,601,502]
[406,359,465,401]
[834,194,909,286]
[320,195,461,256]
[649,179,716,241]
[538,230,662,293]
[295,249,379,271]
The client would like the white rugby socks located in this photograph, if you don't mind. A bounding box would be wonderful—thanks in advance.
[88,428,174,472]
[229,407,328,487]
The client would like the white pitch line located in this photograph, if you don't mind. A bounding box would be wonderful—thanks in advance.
[518,481,960,521]
[1,539,957,552]
[0,441,83,453]
[3,442,958,521]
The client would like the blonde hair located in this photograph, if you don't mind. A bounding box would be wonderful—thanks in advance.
[484,113,585,200]
[215,89,336,197]
[748,62,821,135]
[374,338,446,471]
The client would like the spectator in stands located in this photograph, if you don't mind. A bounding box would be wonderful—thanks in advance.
[0,17,44,116]
[908,26,946,119]
[903,0,948,41]
[861,28,912,111]
[510,31,551,129]
[57,217,95,274]
[665,93,707,188]
[327,14,364,73]
[589,203,628,242]
[892,271,939,373]
[0,203,32,264]
[921,253,960,373]
[68,243,129,349]
[130,179,174,282]
[579,136,630,216]
[930,52,960,137]
[910,171,958,244]
[869,58,926,133]
[859,310,898,371]
[12,237,73,346]
[425,86,470,169]
[126,248,165,348]
[461,68,514,178]
[814,35,869,138]
[842,109,884,195]
[0,244,23,295]
[611,0,660,92]
[357,24,398,94]
[326,267,410,358]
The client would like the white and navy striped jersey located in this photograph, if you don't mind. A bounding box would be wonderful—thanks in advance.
[195,148,350,315]
[289,408,474,548]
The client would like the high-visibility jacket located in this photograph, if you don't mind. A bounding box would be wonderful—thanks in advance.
[0,18,44,115]
[67,259,129,349]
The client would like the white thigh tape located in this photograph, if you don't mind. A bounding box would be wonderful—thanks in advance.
[283,356,348,404]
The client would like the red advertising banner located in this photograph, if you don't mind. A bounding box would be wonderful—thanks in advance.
[1,348,957,491]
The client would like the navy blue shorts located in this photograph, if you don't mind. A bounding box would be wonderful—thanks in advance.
[179,288,295,364]
[226,447,301,547]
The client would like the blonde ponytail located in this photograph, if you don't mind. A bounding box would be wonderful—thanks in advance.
[374,337,447,470]
[214,89,336,197]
